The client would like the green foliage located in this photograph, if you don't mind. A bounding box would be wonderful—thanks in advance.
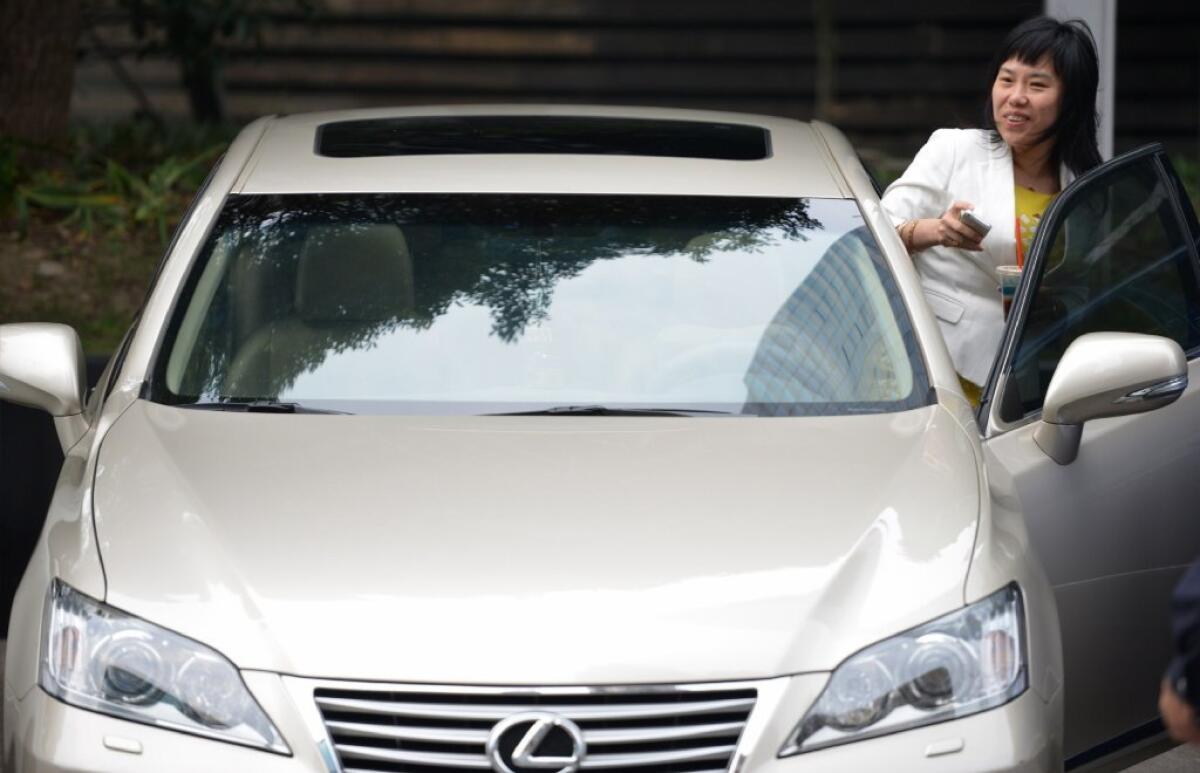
[70,120,232,174]
[2,121,230,243]
[0,121,234,354]
[104,150,218,244]
[14,179,122,234]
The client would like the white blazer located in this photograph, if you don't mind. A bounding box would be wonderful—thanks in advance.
[880,129,1074,386]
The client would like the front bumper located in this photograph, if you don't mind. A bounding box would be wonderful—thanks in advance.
[5,672,1058,773]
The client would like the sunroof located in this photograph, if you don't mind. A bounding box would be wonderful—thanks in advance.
[315,116,770,160]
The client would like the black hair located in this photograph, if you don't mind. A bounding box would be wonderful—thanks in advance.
[982,16,1102,176]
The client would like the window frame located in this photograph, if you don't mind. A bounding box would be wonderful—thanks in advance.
[980,143,1200,435]
[124,158,223,404]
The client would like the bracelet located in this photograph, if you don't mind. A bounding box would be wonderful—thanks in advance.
[898,219,919,252]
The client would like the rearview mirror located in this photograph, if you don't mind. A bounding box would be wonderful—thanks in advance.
[1033,332,1187,465]
[0,323,89,449]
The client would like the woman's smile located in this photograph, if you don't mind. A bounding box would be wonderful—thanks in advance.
[992,55,1062,149]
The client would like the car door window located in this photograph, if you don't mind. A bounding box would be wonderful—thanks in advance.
[1004,151,1200,418]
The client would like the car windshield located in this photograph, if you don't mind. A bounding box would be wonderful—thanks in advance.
[151,194,930,416]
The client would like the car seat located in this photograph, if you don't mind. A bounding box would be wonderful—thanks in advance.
[224,223,415,397]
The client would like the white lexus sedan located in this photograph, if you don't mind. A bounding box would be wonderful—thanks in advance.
[3,105,1199,773]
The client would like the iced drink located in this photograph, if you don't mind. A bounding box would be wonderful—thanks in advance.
[997,265,1021,319]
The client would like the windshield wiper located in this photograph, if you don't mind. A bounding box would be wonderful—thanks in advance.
[486,405,742,417]
[180,400,351,415]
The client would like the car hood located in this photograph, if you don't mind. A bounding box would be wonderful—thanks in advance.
[94,400,980,684]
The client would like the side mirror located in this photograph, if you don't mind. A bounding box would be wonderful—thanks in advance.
[0,323,89,449]
[1034,332,1187,465]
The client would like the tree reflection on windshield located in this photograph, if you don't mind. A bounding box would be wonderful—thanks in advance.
[166,194,822,401]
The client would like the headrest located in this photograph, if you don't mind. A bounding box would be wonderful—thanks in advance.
[295,224,416,323]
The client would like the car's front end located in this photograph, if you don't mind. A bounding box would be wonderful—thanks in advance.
[7,403,1061,772]
[3,105,1062,773]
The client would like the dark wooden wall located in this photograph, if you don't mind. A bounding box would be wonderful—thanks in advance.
[72,0,1200,162]
[68,0,1190,153]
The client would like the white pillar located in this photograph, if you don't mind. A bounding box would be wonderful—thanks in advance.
[1045,0,1117,160]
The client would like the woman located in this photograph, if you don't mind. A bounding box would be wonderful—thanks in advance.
[881,16,1102,403]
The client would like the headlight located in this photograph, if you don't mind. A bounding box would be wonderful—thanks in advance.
[780,584,1026,755]
[40,580,289,754]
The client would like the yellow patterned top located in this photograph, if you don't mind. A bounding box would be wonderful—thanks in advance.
[1015,185,1056,265]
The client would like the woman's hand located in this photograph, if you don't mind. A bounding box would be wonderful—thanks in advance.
[901,201,987,253]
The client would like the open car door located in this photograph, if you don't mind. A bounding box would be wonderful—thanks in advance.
[979,144,1200,766]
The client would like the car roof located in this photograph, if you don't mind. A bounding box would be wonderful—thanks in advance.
[233,104,851,199]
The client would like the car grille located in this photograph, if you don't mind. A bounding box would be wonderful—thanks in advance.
[314,684,757,773]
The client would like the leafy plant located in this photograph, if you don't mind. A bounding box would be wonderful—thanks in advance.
[105,147,221,243]
[4,121,226,241]
[1,120,233,354]
[14,177,123,234]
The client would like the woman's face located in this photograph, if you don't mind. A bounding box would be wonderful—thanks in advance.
[991,55,1062,152]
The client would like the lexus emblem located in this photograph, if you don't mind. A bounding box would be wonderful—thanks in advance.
[485,712,587,773]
